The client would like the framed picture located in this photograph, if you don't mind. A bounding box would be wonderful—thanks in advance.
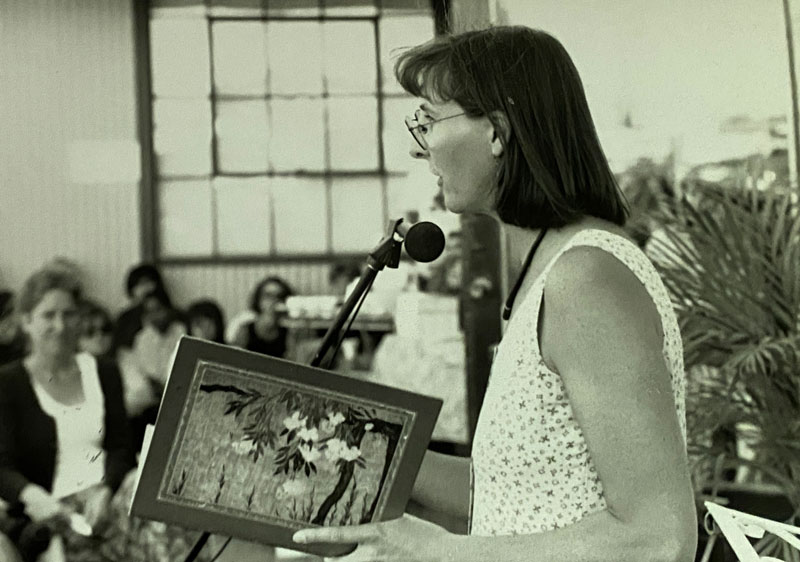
[130,336,442,557]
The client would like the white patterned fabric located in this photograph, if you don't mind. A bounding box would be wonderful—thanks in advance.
[470,229,685,536]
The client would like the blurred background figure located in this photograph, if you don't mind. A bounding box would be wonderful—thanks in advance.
[0,291,26,368]
[186,299,225,344]
[328,261,361,303]
[231,276,293,359]
[0,266,134,562]
[77,299,114,361]
[117,286,186,454]
[113,263,170,356]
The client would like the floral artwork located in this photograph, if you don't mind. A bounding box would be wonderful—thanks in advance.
[159,361,409,528]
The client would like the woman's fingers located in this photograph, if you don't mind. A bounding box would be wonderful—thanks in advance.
[293,523,379,545]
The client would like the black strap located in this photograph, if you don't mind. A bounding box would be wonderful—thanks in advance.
[502,228,548,321]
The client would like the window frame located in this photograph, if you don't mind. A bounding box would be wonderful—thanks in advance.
[134,1,447,265]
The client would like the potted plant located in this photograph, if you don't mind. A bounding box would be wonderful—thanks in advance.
[648,179,800,560]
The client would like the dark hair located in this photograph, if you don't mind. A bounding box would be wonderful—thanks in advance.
[395,26,629,229]
[141,285,173,311]
[250,276,293,313]
[0,291,13,320]
[79,299,113,332]
[18,267,83,314]
[187,299,225,343]
[125,263,166,298]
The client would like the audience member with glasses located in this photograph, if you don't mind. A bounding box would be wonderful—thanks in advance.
[292,26,697,562]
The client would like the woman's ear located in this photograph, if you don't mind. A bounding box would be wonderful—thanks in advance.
[489,111,511,158]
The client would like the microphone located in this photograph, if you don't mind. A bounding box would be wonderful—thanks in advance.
[394,221,445,263]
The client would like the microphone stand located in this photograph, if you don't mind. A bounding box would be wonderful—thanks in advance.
[184,219,405,562]
[310,218,404,368]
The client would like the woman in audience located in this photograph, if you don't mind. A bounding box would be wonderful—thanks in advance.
[232,276,293,358]
[0,266,135,561]
[0,291,26,367]
[186,299,225,344]
[77,299,114,361]
[113,263,170,355]
[117,286,187,454]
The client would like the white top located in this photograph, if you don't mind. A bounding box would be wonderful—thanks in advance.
[32,352,106,499]
[470,229,686,536]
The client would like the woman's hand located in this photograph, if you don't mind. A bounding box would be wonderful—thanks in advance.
[292,514,459,562]
[81,484,112,529]
[19,484,68,523]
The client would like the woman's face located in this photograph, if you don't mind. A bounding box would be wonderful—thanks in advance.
[409,99,498,215]
[78,314,113,357]
[258,282,286,315]
[190,316,218,341]
[22,289,80,357]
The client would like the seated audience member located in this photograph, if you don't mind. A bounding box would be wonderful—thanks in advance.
[231,276,293,358]
[113,263,169,354]
[0,291,26,367]
[186,299,225,344]
[0,266,135,561]
[329,261,361,303]
[78,299,114,361]
[117,287,187,454]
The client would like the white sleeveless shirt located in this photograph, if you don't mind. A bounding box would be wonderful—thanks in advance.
[32,352,107,499]
[470,229,686,536]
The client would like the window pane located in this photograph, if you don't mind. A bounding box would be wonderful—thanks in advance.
[327,97,379,171]
[272,177,327,254]
[160,180,213,256]
[153,99,212,177]
[215,101,270,173]
[382,96,417,172]
[381,0,432,15]
[379,16,435,94]
[266,0,321,17]
[215,176,272,255]
[386,169,436,222]
[212,21,268,95]
[323,0,377,16]
[150,18,210,97]
[323,21,376,95]
[269,99,325,171]
[267,22,323,95]
[330,177,385,253]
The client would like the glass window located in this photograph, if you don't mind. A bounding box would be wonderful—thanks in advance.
[215,100,270,173]
[323,21,377,95]
[379,16,435,94]
[215,176,273,255]
[331,177,386,252]
[147,4,436,261]
[212,21,268,96]
[159,180,214,257]
[267,21,324,96]
[150,18,210,97]
[327,97,380,171]
[271,177,328,254]
[152,99,212,177]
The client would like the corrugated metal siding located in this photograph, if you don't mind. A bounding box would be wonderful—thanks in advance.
[0,0,140,309]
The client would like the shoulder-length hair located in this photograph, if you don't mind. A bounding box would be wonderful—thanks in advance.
[249,276,294,313]
[18,267,83,315]
[395,26,628,229]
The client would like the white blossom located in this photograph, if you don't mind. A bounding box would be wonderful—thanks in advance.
[297,426,319,443]
[299,443,321,463]
[281,479,308,497]
[283,411,307,431]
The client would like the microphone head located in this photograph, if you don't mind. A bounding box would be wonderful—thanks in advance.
[404,221,445,263]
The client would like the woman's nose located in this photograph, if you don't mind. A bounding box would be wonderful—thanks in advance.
[409,141,428,159]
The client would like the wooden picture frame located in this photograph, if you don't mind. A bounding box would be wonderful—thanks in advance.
[130,336,442,557]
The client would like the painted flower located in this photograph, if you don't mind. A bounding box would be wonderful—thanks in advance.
[341,445,362,462]
[283,411,307,431]
[299,443,321,463]
[364,423,374,432]
[327,411,346,427]
[324,438,361,463]
[297,426,319,443]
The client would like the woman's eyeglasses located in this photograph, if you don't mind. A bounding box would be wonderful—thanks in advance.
[405,109,466,151]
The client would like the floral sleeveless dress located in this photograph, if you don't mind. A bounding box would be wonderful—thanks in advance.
[470,229,686,536]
